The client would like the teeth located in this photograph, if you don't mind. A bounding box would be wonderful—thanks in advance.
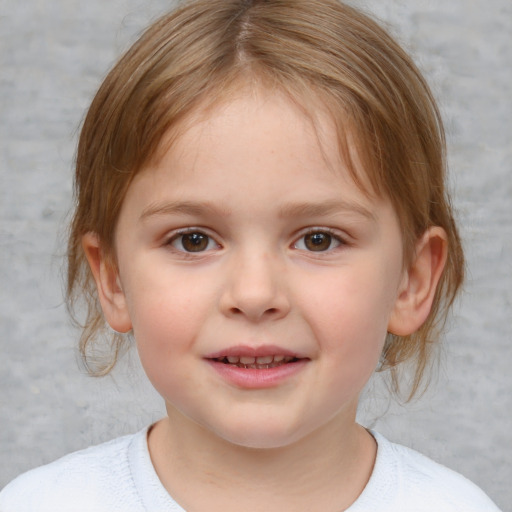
[219,354,297,368]
[256,355,273,364]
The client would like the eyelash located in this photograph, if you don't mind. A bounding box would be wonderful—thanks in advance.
[166,228,220,254]
[293,228,346,253]
[165,228,347,254]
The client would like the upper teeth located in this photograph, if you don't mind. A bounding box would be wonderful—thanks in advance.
[222,355,294,365]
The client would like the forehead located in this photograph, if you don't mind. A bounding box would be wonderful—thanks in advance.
[148,84,377,197]
[122,88,385,226]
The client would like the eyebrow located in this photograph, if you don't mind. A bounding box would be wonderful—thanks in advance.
[278,200,376,222]
[140,200,231,221]
[139,199,376,222]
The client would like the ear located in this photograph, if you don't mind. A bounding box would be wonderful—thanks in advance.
[388,227,448,336]
[82,232,132,333]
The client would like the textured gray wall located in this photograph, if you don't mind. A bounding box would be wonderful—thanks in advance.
[1,0,511,509]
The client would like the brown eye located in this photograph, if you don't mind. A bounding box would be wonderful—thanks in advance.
[171,232,216,253]
[294,231,342,252]
[304,232,332,251]
[182,233,208,252]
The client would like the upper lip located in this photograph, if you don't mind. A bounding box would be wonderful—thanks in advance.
[204,345,308,360]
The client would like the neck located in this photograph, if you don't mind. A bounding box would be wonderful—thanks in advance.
[148,406,376,512]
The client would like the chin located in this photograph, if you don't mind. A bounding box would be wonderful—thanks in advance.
[211,420,309,451]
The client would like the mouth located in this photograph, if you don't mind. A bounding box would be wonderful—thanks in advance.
[211,355,300,369]
[205,346,308,387]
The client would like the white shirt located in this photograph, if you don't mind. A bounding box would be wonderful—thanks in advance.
[0,427,501,511]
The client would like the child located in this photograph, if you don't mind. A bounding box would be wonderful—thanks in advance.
[0,0,502,510]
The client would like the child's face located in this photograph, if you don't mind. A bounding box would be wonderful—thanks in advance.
[108,89,407,448]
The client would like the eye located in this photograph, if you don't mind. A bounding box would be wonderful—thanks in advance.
[294,230,343,252]
[169,231,219,253]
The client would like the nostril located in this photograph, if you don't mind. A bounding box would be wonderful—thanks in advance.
[222,289,291,321]
[227,306,280,319]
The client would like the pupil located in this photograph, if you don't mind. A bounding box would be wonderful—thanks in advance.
[305,233,331,251]
[183,233,208,252]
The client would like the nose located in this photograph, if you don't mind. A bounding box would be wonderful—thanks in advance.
[220,249,291,322]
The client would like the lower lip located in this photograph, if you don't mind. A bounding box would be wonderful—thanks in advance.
[206,359,308,389]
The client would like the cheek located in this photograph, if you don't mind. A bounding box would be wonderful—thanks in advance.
[312,285,391,403]
[131,301,200,404]
[297,264,398,362]
[123,275,211,383]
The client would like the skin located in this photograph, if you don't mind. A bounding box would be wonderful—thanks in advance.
[84,88,447,511]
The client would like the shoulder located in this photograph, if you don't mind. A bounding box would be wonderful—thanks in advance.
[0,430,147,512]
[351,431,501,512]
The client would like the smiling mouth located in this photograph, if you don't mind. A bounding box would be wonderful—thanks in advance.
[213,355,300,369]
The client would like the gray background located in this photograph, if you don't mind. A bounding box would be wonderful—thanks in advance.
[0,0,511,509]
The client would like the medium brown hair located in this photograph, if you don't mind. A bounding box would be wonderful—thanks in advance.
[67,0,464,398]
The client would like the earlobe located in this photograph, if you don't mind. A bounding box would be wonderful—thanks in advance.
[82,232,132,333]
[388,227,448,336]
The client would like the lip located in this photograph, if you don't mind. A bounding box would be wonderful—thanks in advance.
[204,344,306,359]
[205,345,309,389]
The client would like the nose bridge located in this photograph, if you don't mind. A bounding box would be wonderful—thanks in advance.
[221,244,289,321]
